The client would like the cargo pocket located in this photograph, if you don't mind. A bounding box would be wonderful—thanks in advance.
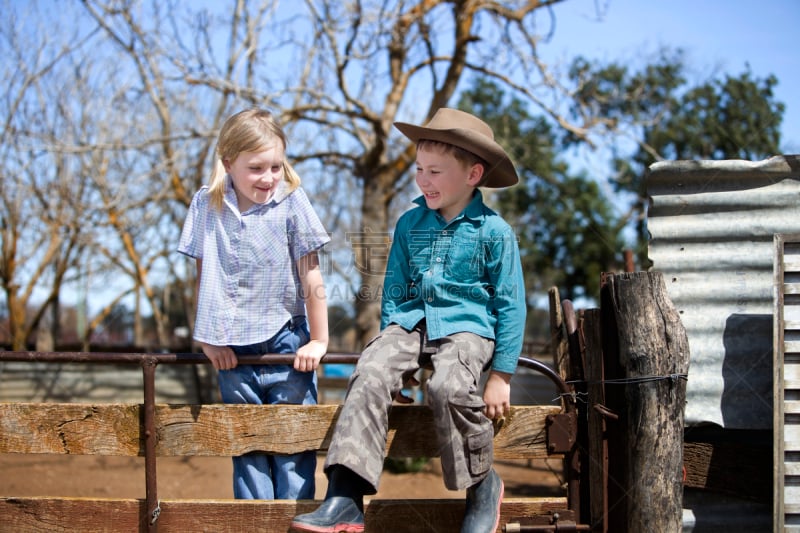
[466,430,493,476]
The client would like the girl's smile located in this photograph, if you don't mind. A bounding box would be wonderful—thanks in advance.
[224,144,285,212]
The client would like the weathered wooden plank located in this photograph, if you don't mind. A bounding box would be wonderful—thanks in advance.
[548,287,570,391]
[682,441,770,503]
[785,365,800,381]
[0,403,561,459]
[0,497,143,532]
[784,283,800,296]
[583,309,607,532]
[782,255,800,272]
[785,304,800,323]
[784,424,800,443]
[779,236,800,530]
[784,503,800,515]
[0,403,142,455]
[785,341,800,354]
[0,496,568,533]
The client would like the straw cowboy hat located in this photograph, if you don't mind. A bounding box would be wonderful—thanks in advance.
[394,108,519,188]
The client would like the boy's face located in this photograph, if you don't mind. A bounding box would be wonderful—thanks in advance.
[415,144,483,222]
[224,143,284,212]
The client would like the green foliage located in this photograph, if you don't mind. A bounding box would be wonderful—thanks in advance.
[453,52,785,306]
[568,50,785,267]
[458,79,624,306]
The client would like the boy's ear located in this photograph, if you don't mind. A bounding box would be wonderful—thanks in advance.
[467,162,485,186]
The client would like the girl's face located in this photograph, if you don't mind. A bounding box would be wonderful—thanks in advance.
[415,145,483,222]
[223,143,285,212]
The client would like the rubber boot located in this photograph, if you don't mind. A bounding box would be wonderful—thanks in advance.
[290,466,368,533]
[460,468,504,533]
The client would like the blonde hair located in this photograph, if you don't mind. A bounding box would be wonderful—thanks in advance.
[207,108,301,210]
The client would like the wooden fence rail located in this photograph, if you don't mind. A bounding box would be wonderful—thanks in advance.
[0,351,579,533]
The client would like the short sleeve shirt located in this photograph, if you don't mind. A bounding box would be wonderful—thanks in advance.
[178,177,330,346]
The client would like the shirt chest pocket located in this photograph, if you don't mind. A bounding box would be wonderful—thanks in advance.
[444,236,484,280]
[244,220,289,266]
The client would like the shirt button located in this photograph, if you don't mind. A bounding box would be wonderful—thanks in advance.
[427,297,433,302]
[436,257,442,262]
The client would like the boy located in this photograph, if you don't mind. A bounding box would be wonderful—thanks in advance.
[291,108,526,533]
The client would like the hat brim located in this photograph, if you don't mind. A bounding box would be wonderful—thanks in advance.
[394,122,518,188]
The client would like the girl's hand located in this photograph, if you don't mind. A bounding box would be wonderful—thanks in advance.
[294,339,327,372]
[201,343,238,371]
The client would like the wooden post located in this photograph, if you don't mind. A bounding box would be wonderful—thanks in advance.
[601,272,690,533]
[583,309,608,532]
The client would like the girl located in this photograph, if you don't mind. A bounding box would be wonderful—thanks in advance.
[178,108,329,500]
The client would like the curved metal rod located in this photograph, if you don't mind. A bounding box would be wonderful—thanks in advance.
[516,355,573,411]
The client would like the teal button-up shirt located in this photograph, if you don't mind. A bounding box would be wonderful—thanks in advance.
[381,191,527,374]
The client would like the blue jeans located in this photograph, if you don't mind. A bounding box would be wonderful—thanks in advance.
[218,317,318,500]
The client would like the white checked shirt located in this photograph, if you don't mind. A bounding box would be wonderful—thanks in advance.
[178,177,330,346]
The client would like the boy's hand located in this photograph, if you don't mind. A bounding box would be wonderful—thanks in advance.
[294,339,327,372]
[201,343,238,371]
[483,371,512,419]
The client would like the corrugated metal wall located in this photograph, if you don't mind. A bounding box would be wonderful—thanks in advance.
[646,155,800,430]
[647,155,800,532]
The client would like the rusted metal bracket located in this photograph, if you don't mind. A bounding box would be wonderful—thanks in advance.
[546,411,577,454]
[141,356,160,532]
[504,510,590,531]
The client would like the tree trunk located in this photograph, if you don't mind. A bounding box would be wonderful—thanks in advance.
[602,271,690,533]
[353,174,391,349]
[8,292,28,351]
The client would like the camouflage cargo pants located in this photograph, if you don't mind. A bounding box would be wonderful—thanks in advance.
[324,323,495,492]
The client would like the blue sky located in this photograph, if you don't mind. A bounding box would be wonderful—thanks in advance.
[545,0,799,155]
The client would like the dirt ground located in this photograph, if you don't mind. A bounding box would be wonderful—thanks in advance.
[0,454,564,501]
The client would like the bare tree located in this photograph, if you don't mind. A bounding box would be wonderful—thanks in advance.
[3,0,608,350]
[177,0,595,345]
[1,1,207,350]
[0,4,99,350]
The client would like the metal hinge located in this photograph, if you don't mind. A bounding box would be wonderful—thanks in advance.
[504,510,589,532]
[545,412,576,454]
